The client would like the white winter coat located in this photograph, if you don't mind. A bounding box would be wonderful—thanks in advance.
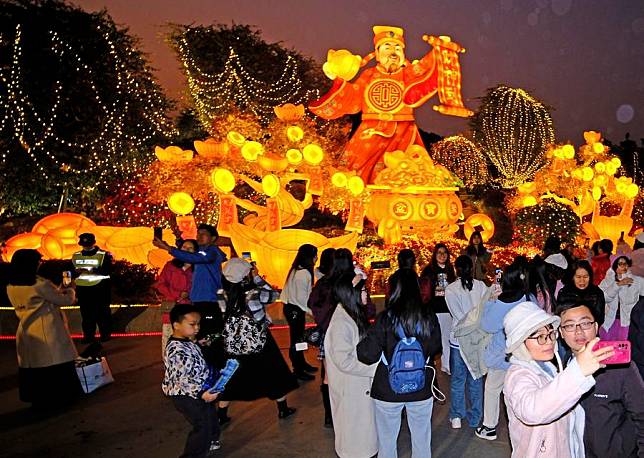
[325,305,378,458]
[598,269,644,330]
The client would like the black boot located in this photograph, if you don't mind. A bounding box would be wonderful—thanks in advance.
[277,399,296,419]
[321,384,333,428]
[218,405,231,426]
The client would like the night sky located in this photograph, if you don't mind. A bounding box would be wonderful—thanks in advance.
[78,0,644,145]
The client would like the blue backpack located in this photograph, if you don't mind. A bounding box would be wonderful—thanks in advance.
[381,323,429,394]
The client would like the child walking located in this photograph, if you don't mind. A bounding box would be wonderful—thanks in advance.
[163,304,221,457]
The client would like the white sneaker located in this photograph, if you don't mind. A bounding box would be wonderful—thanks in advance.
[450,418,462,429]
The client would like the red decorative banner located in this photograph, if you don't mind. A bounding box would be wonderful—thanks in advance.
[176,215,197,240]
[345,198,365,233]
[217,195,238,236]
[308,169,324,195]
[426,35,473,118]
[266,198,281,232]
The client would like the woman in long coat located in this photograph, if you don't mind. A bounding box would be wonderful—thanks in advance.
[325,274,377,458]
[6,249,80,407]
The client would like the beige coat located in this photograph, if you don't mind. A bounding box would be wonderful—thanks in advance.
[7,277,78,368]
[325,306,378,458]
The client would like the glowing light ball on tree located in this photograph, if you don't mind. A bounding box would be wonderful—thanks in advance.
[167,192,195,215]
[286,126,304,143]
[241,141,264,161]
[286,149,303,165]
[211,168,236,193]
[471,85,554,188]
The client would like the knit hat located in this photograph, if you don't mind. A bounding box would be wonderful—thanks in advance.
[222,257,252,284]
[544,253,568,270]
[504,301,561,354]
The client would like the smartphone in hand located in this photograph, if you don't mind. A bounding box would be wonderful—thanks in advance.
[593,340,631,365]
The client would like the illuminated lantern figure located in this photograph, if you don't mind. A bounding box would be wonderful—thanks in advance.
[3,232,43,261]
[211,168,238,237]
[167,192,197,240]
[31,213,97,259]
[274,103,305,122]
[154,145,193,162]
[262,174,282,232]
[194,138,229,159]
[310,26,471,184]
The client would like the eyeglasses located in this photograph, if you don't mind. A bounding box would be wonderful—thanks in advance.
[526,329,558,345]
[560,321,595,333]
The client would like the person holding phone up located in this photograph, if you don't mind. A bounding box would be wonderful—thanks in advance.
[502,301,616,458]
[556,301,644,458]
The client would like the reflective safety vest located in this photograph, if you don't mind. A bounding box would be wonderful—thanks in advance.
[72,250,110,286]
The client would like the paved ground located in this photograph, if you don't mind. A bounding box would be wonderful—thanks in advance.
[0,331,511,457]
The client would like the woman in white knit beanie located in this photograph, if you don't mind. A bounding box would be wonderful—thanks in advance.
[501,301,614,458]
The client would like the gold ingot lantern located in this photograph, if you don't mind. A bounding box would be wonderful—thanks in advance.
[323,49,362,81]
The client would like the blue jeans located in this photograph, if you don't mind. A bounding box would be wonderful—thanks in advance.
[374,398,434,458]
[449,345,482,427]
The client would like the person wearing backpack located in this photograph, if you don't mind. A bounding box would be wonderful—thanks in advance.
[357,269,442,458]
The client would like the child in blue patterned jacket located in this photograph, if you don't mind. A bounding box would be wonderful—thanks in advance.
[163,303,221,456]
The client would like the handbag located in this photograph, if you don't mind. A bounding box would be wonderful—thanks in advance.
[76,357,115,393]
[223,313,267,355]
[303,325,324,347]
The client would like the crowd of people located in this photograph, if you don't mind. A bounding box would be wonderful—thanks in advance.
[4,223,644,457]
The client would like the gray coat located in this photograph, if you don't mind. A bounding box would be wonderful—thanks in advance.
[325,305,378,458]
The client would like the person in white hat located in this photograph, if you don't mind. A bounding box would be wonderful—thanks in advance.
[216,257,299,423]
[502,301,614,458]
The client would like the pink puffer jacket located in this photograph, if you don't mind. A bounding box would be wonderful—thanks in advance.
[503,357,595,458]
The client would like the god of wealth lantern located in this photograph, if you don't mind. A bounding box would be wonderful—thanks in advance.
[309,25,472,184]
[167,192,197,239]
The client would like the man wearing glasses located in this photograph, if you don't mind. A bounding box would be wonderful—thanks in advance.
[556,302,644,458]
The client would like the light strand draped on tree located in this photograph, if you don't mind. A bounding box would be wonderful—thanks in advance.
[430,135,490,189]
[471,85,554,188]
[0,1,176,216]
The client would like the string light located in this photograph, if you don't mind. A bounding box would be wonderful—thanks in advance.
[472,86,555,188]
[430,136,490,189]
[0,22,176,205]
[175,32,319,128]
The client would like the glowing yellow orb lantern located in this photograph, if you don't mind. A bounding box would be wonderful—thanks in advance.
[211,168,236,193]
[347,176,365,196]
[167,192,195,215]
[262,174,281,198]
[610,157,621,168]
[582,167,594,182]
[594,162,606,173]
[592,142,605,154]
[592,186,602,201]
[572,168,583,180]
[594,175,608,187]
[616,181,628,194]
[286,149,303,165]
[517,182,536,194]
[286,126,304,143]
[227,131,246,147]
[302,144,324,165]
[241,141,264,161]
[522,196,538,207]
[606,163,618,176]
[626,183,639,199]
[464,213,495,242]
[562,144,575,159]
[332,172,348,187]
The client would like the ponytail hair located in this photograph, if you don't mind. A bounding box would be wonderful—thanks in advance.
[454,255,474,291]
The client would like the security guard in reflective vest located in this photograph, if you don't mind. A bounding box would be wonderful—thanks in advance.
[73,233,113,343]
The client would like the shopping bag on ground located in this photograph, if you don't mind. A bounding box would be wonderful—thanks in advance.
[76,357,115,393]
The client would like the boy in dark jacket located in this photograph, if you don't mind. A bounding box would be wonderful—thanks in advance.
[163,304,221,456]
[557,302,644,458]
